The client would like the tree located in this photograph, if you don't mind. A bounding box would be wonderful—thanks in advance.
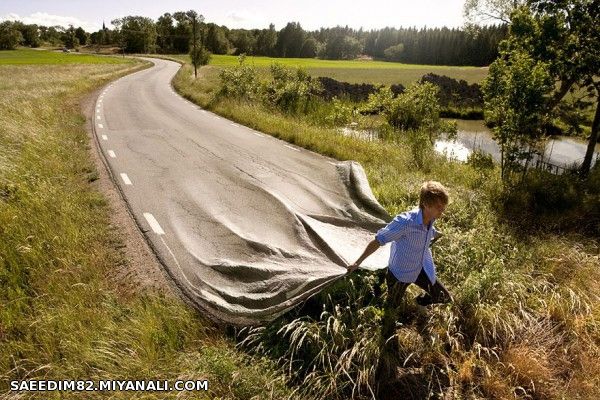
[482,49,553,182]
[321,28,362,60]
[300,37,319,58]
[383,43,404,61]
[230,30,254,55]
[496,1,599,176]
[186,10,210,78]
[469,0,599,176]
[74,26,88,46]
[0,21,23,50]
[464,0,526,25]
[62,25,79,49]
[13,22,40,47]
[156,13,175,53]
[38,25,63,46]
[111,16,157,53]
[255,24,277,56]
[206,24,229,54]
[172,12,191,53]
[275,22,304,57]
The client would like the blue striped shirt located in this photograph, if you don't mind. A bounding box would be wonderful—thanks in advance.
[375,207,438,284]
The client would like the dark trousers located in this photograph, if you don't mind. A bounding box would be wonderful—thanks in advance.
[381,268,452,341]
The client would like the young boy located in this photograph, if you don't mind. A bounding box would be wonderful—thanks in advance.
[347,181,453,339]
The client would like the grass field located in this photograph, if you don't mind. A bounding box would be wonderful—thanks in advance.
[166,54,488,86]
[0,48,295,399]
[171,59,600,399]
[0,48,127,65]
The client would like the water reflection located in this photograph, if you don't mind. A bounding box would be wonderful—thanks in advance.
[436,120,600,169]
[338,120,600,171]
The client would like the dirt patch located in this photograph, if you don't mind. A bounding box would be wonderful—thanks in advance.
[80,85,176,297]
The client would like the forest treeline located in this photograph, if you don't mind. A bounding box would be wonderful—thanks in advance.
[0,14,506,66]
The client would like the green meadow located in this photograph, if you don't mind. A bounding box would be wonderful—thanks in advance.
[169,54,488,85]
[0,48,127,65]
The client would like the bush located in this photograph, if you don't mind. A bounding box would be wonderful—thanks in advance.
[263,63,321,114]
[467,150,494,173]
[324,97,354,126]
[385,82,441,132]
[217,59,262,101]
[498,167,600,234]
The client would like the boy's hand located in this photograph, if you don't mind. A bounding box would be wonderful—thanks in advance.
[346,263,360,273]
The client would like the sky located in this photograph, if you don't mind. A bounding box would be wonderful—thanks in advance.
[0,0,469,33]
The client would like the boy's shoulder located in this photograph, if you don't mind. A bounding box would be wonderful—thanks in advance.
[392,208,420,224]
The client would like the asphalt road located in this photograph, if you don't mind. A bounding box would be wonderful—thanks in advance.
[93,57,391,325]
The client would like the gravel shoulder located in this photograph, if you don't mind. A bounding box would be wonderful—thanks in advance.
[81,86,176,297]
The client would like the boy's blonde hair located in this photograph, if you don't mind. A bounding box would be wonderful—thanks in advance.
[419,181,449,208]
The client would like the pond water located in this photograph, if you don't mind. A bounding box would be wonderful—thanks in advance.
[436,120,600,170]
[339,120,600,171]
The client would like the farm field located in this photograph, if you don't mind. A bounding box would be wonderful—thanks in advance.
[0,48,127,65]
[166,53,488,86]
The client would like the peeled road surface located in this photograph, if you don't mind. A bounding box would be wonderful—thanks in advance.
[94,58,391,325]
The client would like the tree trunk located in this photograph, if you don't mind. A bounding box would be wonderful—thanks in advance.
[580,99,600,177]
[548,78,575,110]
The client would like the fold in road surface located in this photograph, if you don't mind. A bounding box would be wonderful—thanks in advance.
[94,58,391,325]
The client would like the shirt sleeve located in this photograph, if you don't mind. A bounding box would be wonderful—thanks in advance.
[375,215,409,245]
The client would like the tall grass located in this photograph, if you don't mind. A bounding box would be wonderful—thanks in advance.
[0,57,296,398]
[171,59,600,399]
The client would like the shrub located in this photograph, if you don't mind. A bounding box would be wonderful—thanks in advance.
[324,97,354,126]
[263,63,321,114]
[217,58,262,101]
[467,150,494,172]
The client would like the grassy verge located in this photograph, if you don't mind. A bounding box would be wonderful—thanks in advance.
[170,59,600,399]
[0,52,296,398]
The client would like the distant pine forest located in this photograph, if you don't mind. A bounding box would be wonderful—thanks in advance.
[1,14,507,66]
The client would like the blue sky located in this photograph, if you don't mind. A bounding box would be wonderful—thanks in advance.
[0,1,468,32]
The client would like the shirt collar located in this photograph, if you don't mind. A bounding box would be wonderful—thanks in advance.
[415,207,434,229]
[416,207,424,225]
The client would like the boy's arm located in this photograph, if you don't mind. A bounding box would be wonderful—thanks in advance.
[347,239,381,273]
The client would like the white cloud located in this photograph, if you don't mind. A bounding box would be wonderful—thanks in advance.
[0,12,101,32]
[227,13,247,23]
[220,10,265,29]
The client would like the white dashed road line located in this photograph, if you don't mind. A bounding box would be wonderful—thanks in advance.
[108,150,116,158]
[120,173,132,185]
[101,135,108,140]
[144,213,165,235]
[284,144,300,152]
[98,123,103,129]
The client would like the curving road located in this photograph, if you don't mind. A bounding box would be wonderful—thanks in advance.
[93,58,391,325]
